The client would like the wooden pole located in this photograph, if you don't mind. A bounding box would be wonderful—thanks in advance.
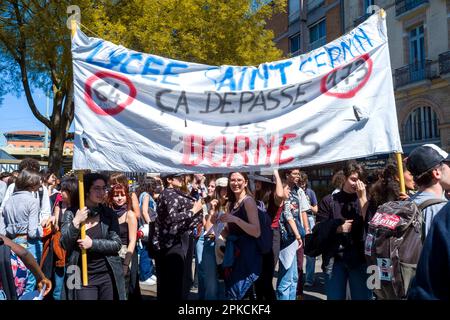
[77,171,88,286]
[72,20,87,286]
[71,19,77,38]
[395,152,406,194]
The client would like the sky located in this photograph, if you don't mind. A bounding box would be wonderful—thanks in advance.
[0,89,75,146]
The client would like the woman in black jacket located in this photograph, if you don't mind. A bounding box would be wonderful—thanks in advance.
[60,173,126,300]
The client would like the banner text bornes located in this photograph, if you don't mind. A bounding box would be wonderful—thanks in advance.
[181,130,319,168]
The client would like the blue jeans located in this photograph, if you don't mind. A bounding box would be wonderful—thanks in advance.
[276,253,298,300]
[53,267,65,300]
[324,257,372,300]
[305,214,316,284]
[13,238,42,295]
[195,233,219,300]
[138,241,154,281]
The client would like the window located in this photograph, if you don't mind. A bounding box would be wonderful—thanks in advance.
[290,34,301,56]
[408,25,425,82]
[404,106,440,143]
[309,19,326,50]
[409,25,425,66]
[288,0,300,24]
[364,0,375,14]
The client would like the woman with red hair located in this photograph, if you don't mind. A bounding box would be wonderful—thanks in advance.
[107,184,138,299]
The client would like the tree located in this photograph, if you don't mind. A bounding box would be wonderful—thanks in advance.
[0,0,285,173]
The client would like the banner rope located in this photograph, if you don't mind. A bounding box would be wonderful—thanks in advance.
[78,22,104,39]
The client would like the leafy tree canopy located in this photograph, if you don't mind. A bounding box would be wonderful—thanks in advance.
[0,0,285,172]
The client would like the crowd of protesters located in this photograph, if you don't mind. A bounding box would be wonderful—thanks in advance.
[0,142,449,301]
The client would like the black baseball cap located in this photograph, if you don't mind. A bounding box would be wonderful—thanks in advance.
[406,144,450,177]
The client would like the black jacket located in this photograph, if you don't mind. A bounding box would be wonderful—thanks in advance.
[314,191,366,268]
[60,205,126,300]
[304,218,342,258]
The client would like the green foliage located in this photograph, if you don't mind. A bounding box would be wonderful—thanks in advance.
[87,0,285,66]
[0,0,285,171]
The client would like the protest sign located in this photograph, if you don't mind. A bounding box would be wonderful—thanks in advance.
[72,12,401,173]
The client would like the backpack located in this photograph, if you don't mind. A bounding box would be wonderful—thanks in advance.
[278,200,305,249]
[364,199,446,300]
[255,201,273,255]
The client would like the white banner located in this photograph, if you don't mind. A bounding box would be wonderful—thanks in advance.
[72,11,402,173]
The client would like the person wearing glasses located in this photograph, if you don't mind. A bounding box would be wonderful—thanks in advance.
[60,173,125,300]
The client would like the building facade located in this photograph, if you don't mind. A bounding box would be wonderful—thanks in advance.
[344,0,450,154]
[266,0,450,192]
[268,0,449,153]
[267,0,344,57]
[0,131,74,173]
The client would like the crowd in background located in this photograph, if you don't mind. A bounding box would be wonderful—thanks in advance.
[1,143,449,300]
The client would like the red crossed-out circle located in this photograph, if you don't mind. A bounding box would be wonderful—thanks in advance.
[320,53,373,99]
[84,71,137,116]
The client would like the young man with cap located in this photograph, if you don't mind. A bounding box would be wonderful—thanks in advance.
[406,144,450,237]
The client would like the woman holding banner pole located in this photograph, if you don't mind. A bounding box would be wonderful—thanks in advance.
[60,173,125,300]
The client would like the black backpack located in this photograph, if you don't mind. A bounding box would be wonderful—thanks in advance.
[364,199,446,300]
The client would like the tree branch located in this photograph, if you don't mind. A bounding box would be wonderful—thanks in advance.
[48,60,60,88]
[13,0,51,129]
[62,83,74,124]
[19,59,51,128]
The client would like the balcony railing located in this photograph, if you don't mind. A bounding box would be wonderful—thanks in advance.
[394,60,433,88]
[439,51,450,75]
[395,0,429,16]
[354,13,371,27]
[307,0,325,13]
[308,37,326,51]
